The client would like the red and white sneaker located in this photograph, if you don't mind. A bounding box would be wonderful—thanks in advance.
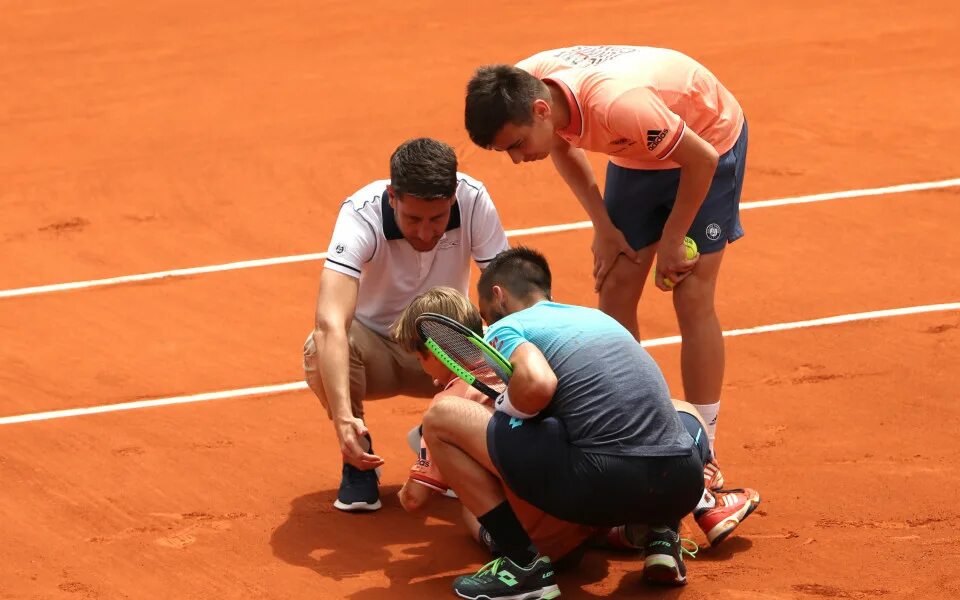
[593,524,649,552]
[703,458,725,492]
[694,487,760,545]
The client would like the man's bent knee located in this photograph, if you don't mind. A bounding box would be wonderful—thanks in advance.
[423,396,490,442]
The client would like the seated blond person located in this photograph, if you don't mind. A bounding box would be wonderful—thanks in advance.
[391,287,598,566]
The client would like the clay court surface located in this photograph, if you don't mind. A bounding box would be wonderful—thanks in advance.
[2,1,960,598]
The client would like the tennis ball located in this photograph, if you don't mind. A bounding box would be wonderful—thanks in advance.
[662,237,699,288]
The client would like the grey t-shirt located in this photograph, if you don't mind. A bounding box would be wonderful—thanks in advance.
[485,301,694,457]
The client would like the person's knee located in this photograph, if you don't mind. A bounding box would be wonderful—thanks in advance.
[677,411,711,464]
[422,396,459,441]
[674,251,724,319]
[423,396,489,447]
[673,278,717,324]
[303,332,325,391]
[599,265,645,307]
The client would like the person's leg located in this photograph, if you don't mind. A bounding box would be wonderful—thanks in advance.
[674,400,761,545]
[559,449,701,587]
[303,320,404,421]
[598,250,656,340]
[423,398,536,565]
[349,320,433,403]
[675,121,748,454]
[304,320,432,512]
[302,327,377,511]
[424,398,558,600]
[600,161,677,339]
[672,250,725,411]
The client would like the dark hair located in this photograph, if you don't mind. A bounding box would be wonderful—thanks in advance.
[465,65,548,148]
[477,246,552,301]
[389,138,459,199]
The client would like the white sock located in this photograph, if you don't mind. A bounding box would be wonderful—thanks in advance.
[694,401,721,455]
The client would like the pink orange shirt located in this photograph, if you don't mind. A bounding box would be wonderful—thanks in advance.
[516,45,744,170]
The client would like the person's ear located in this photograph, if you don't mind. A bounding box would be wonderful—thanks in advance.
[387,185,398,209]
[532,98,551,121]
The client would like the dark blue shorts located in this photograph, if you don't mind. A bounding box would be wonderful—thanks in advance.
[604,120,749,254]
[486,412,703,528]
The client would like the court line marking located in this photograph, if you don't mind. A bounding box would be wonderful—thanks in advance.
[2,177,958,300]
[2,301,956,425]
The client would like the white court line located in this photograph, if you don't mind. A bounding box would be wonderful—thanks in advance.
[2,301,957,425]
[2,177,959,300]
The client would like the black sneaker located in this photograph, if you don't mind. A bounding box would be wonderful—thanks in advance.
[333,462,381,512]
[453,555,560,600]
[642,527,695,586]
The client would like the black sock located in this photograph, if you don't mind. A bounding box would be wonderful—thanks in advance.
[477,501,538,567]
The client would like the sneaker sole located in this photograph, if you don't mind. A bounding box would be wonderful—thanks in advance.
[333,499,382,512]
[642,556,687,586]
[454,586,560,600]
[706,494,761,545]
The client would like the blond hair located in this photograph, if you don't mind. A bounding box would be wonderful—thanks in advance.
[392,287,483,353]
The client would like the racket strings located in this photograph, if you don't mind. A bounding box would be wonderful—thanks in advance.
[418,320,508,393]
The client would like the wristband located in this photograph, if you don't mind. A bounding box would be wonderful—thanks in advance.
[494,389,538,419]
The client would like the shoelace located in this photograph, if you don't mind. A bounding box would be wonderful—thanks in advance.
[680,538,699,559]
[342,464,378,485]
[469,556,509,580]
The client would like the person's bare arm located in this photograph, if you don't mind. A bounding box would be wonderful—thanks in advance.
[502,342,557,415]
[654,130,718,289]
[311,269,383,468]
[551,137,638,290]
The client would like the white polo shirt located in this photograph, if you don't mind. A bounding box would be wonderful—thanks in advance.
[324,173,509,337]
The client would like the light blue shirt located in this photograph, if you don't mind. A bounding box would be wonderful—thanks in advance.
[485,301,693,457]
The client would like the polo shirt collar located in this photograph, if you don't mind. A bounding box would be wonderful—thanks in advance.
[545,76,583,137]
[381,188,462,241]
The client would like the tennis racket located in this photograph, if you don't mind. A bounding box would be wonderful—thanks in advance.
[415,312,513,401]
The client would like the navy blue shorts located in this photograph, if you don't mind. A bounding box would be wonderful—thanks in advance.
[486,412,703,528]
[604,120,749,254]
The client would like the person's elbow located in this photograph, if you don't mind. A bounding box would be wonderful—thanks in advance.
[680,144,718,172]
[703,146,719,169]
[313,316,347,346]
[524,372,558,410]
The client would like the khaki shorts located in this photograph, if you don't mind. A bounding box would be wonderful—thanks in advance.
[303,320,435,420]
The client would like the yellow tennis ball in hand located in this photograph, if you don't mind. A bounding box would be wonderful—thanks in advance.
[662,237,699,288]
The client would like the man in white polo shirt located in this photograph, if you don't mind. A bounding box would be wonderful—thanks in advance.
[303,137,509,512]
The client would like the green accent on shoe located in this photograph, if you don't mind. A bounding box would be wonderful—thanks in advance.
[453,555,560,599]
[680,538,700,559]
